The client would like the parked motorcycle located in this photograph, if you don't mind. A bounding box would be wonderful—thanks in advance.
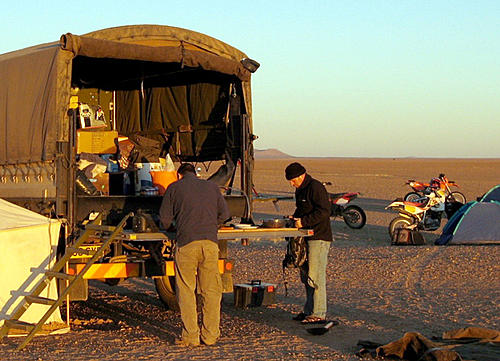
[386,187,447,236]
[328,192,367,229]
[404,173,466,204]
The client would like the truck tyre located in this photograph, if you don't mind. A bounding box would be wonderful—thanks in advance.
[154,276,179,311]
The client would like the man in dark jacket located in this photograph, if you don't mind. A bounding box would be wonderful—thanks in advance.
[285,162,333,324]
[159,163,230,347]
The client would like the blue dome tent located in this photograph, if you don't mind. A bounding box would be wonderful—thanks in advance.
[435,185,500,245]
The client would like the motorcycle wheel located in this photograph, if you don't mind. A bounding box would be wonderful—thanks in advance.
[342,205,366,229]
[388,216,413,237]
[448,191,466,204]
[404,192,422,202]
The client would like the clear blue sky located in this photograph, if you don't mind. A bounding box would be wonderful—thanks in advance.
[1,1,499,157]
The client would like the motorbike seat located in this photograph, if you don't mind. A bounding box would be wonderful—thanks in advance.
[329,192,346,197]
[406,199,428,207]
[329,192,358,199]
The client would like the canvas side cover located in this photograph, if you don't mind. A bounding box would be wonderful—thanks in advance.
[0,44,62,164]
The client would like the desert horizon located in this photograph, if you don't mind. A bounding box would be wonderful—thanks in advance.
[255,148,500,160]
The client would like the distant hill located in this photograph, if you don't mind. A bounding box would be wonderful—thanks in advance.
[254,148,294,159]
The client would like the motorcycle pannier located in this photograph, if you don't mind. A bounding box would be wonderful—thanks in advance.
[391,229,426,245]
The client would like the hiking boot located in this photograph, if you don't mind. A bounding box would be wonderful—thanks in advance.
[174,338,200,347]
[201,338,218,346]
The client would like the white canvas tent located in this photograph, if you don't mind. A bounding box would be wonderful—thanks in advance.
[0,198,64,330]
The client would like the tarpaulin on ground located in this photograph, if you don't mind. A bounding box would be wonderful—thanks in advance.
[0,198,63,328]
[357,327,500,361]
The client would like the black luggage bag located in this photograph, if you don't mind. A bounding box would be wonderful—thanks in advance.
[391,228,426,245]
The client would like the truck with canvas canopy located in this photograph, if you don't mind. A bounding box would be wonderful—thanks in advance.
[0,25,309,311]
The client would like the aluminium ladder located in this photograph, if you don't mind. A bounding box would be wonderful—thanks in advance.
[0,212,133,350]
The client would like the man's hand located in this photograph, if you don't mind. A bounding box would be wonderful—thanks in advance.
[294,218,303,228]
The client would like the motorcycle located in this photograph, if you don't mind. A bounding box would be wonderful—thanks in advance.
[328,192,367,229]
[386,187,447,236]
[404,173,466,204]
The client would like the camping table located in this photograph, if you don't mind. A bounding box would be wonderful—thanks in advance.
[121,227,313,241]
[119,227,313,275]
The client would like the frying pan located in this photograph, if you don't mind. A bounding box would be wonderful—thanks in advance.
[306,320,338,335]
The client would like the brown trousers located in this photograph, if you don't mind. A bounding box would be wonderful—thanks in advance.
[174,240,222,344]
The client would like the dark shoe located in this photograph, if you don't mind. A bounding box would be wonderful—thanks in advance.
[174,338,200,347]
[292,312,308,321]
[301,316,327,324]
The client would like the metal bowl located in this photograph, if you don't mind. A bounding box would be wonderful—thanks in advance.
[262,218,288,228]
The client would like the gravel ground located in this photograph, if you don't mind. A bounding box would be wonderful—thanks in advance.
[2,238,498,361]
[1,158,499,360]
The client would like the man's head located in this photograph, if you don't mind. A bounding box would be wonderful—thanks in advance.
[177,163,196,179]
[285,162,306,188]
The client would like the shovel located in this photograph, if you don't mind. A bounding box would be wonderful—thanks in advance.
[306,320,338,335]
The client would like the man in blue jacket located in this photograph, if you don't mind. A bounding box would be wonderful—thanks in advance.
[160,163,230,347]
[285,162,333,324]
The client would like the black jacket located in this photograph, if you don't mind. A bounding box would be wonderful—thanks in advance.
[159,173,230,247]
[293,174,333,241]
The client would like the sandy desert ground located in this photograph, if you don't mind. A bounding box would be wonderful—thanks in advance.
[1,158,499,360]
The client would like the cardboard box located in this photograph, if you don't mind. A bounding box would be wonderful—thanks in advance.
[234,280,276,307]
[89,173,109,195]
[77,129,118,154]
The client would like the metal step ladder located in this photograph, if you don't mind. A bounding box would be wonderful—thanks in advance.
[0,212,133,350]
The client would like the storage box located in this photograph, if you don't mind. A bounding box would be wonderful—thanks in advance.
[77,129,118,154]
[234,280,277,307]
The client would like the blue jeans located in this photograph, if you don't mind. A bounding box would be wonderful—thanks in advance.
[300,240,330,319]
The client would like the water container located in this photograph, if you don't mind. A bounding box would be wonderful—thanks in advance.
[134,163,163,194]
[150,170,178,195]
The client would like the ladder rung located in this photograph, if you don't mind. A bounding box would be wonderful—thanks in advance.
[66,246,95,256]
[45,271,75,281]
[5,319,35,332]
[25,295,57,306]
[85,224,116,232]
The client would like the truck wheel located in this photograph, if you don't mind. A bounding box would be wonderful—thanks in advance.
[154,276,179,311]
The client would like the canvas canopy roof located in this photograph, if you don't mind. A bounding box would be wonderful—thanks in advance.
[0,25,255,165]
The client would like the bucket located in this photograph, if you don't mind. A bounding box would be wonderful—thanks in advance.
[150,170,178,195]
[134,163,163,194]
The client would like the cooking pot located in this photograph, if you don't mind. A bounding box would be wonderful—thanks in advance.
[262,218,289,228]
